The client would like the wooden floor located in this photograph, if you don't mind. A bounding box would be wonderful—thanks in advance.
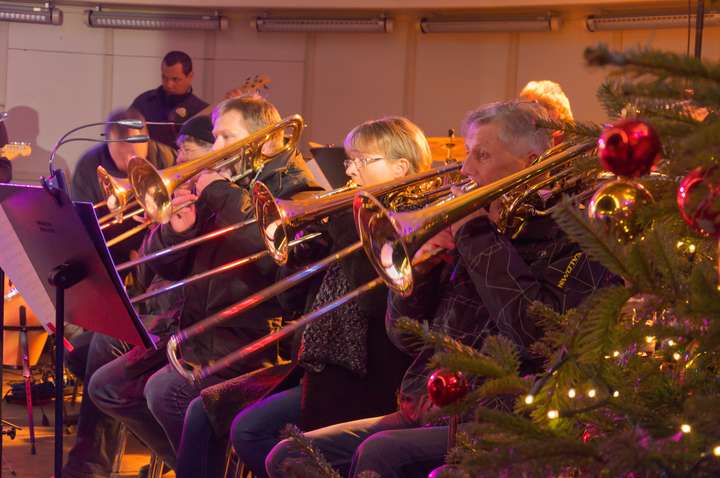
[1,366,173,478]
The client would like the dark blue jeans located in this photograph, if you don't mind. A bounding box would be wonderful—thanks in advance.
[175,397,227,478]
[266,411,447,478]
[89,352,223,469]
[230,385,302,478]
[64,332,131,478]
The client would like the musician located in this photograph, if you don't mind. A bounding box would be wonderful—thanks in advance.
[171,117,430,478]
[62,116,213,478]
[87,96,320,471]
[266,101,615,477]
[71,108,176,269]
[0,121,11,182]
[520,80,574,146]
[131,51,209,147]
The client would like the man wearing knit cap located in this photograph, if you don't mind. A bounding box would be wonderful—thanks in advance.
[176,115,214,164]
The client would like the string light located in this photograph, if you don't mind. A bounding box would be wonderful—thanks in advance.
[613,390,620,398]
[681,423,692,434]
[547,409,559,419]
[568,388,576,399]
[673,352,682,361]
[667,339,676,347]
[713,445,720,457]
[524,395,534,405]
[645,336,656,344]
[587,388,597,398]
[612,350,620,357]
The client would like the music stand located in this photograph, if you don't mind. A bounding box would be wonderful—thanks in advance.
[0,183,152,478]
[309,146,349,190]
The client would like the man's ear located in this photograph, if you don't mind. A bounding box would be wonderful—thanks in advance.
[393,158,410,178]
[187,71,194,82]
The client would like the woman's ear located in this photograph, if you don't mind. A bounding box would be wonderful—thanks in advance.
[393,158,410,178]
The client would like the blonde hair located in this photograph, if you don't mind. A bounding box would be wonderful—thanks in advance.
[343,116,432,174]
[213,95,283,148]
[519,80,574,122]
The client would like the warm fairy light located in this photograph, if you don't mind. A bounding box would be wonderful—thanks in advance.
[613,390,620,398]
[568,388,576,398]
[547,409,559,419]
[668,340,676,347]
[713,445,720,456]
[524,395,534,405]
[587,389,597,398]
[681,424,692,434]
[612,350,620,357]
[645,336,656,344]
[673,352,682,361]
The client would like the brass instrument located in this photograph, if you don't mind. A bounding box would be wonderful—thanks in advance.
[253,162,463,265]
[167,165,466,382]
[96,166,136,215]
[128,115,304,224]
[353,141,595,297]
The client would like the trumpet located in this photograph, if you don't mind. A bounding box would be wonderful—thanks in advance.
[353,141,596,297]
[128,115,304,224]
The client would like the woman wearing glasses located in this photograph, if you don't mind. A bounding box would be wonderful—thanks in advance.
[175,117,432,478]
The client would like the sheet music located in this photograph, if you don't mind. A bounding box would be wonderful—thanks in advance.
[306,159,333,191]
[0,205,56,331]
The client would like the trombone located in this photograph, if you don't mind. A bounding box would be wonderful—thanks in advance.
[353,141,596,297]
[128,115,304,225]
[167,163,468,383]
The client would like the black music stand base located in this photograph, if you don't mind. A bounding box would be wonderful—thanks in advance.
[48,262,85,478]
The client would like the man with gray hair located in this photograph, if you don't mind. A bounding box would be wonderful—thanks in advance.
[266,100,613,478]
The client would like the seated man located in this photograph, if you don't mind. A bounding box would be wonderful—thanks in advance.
[88,95,320,471]
[266,100,614,478]
[71,108,176,268]
[62,116,213,478]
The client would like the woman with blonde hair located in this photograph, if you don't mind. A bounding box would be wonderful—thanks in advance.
[228,116,432,477]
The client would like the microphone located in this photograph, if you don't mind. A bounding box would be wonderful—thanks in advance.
[0,112,7,123]
[124,135,150,143]
[116,119,145,129]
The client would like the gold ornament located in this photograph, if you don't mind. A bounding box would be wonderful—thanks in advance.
[588,179,654,244]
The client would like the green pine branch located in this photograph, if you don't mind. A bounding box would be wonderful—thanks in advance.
[550,195,634,282]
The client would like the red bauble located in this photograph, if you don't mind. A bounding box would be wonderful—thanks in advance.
[677,166,720,238]
[597,119,661,178]
[426,369,469,407]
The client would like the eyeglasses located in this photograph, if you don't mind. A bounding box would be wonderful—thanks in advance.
[343,156,385,170]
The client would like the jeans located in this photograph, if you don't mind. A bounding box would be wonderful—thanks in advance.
[266,411,447,478]
[230,385,302,478]
[89,351,223,469]
[175,397,227,478]
[64,332,131,478]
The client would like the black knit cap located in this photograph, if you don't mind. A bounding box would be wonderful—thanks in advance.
[178,115,214,145]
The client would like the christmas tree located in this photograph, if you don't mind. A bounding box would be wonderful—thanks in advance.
[284,44,720,477]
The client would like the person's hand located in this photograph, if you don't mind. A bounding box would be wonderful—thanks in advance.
[412,227,456,264]
[195,170,228,197]
[169,188,197,233]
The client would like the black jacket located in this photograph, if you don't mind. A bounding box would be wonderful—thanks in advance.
[131,86,208,147]
[145,149,320,378]
[70,141,176,266]
[387,213,616,423]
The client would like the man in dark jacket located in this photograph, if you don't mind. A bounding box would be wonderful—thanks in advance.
[88,96,320,470]
[71,108,176,268]
[266,101,615,478]
[131,51,209,148]
[62,116,210,478]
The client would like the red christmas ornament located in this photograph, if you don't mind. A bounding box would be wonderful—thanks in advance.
[677,166,720,238]
[426,369,469,407]
[597,119,661,178]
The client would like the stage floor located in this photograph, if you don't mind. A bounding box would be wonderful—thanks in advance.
[1,367,172,478]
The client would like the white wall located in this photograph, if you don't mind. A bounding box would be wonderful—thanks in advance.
[0,4,717,183]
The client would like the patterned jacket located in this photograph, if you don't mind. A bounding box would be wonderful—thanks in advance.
[386,212,615,423]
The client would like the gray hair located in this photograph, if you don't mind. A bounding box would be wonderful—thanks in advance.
[461,100,551,156]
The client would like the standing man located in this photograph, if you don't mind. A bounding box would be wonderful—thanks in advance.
[131,51,209,147]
